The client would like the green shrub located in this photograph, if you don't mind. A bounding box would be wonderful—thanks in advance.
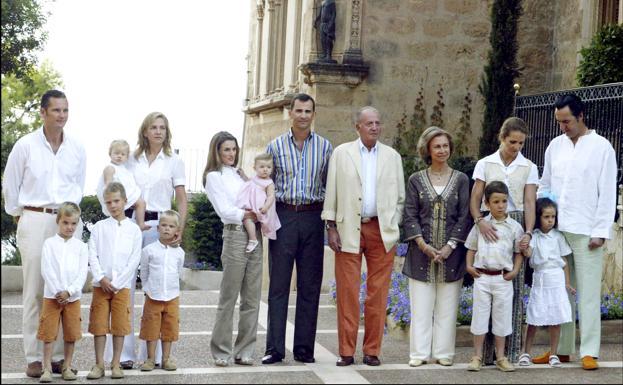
[79,195,106,242]
[577,24,623,86]
[184,193,223,271]
[1,247,21,266]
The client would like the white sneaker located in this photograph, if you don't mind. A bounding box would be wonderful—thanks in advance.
[245,240,259,253]
[549,355,562,368]
[409,359,424,367]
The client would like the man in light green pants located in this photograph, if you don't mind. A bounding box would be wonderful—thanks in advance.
[537,94,618,370]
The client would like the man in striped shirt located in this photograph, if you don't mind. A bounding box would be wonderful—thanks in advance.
[262,93,333,364]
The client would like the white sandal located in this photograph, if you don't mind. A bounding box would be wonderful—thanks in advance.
[518,353,532,366]
[549,355,562,368]
[245,240,259,253]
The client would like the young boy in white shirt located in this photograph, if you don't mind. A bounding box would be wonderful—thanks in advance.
[37,202,88,383]
[464,181,524,372]
[86,182,142,380]
[139,210,185,371]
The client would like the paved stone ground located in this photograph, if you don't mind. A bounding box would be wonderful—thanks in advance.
[2,290,621,384]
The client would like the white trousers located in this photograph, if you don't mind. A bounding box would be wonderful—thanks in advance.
[470,274,513,336]
[408,279,462,361]
[16,210,82,364]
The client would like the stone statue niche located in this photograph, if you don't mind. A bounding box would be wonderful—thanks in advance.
[314,0,337,63]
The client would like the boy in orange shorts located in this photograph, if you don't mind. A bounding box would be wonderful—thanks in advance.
[37,202,88,383]
[86,182,142,379]
[139,210,185,371]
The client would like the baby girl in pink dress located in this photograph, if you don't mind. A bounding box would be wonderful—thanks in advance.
[235,153,281,252]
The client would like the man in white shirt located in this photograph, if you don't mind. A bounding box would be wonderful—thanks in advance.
[322,107,405,366]
[2,90,86,378]
[536,94,618,370]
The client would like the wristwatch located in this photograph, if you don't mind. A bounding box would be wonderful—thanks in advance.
[325,221,336,230]
[447,240,458,250]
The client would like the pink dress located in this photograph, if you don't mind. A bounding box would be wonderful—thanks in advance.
[235,176,281,240]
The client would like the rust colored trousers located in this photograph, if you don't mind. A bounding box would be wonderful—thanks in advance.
[335,218,395,357]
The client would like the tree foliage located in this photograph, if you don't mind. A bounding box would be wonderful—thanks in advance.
[1,0,48,79]
[183,193,224,271]
[478,0,522,158]
[577,23,623,87]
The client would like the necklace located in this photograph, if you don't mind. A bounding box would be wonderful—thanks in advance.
[428,167,450,182]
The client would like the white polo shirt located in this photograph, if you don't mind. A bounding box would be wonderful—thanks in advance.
[88,217,142,290]
[41,234,89,302]
[140,240,185,301]
[2,128,86,216]
[465,214,524,271]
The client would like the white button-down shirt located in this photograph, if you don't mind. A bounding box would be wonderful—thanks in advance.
[41,234,89,302]
[88,217,142,290]
[140,241,184,301]
[528,229,572,270]
[473,150,539,212]
[465,214,524,271]
[129,150,186,213]
[205,166,245,225]
[539,130,618,239]
[359,139,378,218]
[2,128,86,216]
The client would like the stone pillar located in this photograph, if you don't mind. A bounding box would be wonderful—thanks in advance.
[342,0,364,64]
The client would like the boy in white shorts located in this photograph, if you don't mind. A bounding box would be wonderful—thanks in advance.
[464,181,524,372]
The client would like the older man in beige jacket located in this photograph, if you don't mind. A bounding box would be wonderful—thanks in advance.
[322,106,405,367]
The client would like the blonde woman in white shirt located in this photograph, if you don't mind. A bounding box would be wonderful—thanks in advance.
[204,131,262,367]
[469,117,538,364]
[2,90,86,378]
[37,202,88,382]
[105,112,188,368]
[139,210,185,372]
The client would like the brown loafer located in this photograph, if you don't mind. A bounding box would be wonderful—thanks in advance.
[26,361,43,378]
[363,355,381,366]
[336,356,354,366]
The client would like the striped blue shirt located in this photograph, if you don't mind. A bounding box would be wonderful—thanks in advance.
[266,129,333,205]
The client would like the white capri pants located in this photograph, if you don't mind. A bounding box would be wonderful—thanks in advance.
[470,274,513,337]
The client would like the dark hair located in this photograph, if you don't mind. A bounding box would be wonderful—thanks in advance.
[484,181,509,202]
[498,117,529,142]
[202,131,240,187]
[41,90,67,110]
[554,93,585,119]
[289,93,315,111]
[535,197,558,230]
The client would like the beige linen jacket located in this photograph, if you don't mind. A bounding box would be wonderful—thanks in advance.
[321,140,405,254]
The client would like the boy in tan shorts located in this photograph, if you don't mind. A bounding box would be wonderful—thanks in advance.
[37,202,88,383]
[139,210,185,371]
[86,183,142,379]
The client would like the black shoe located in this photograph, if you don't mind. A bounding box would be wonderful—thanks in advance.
[120,360,134,370]
[294,354,315,363]
[336,356,355,366]
[363,355,381,366]
[261,353,283,364]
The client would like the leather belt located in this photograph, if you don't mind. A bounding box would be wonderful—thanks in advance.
[125,208,159,222]
[361,216,378,224]
[24,206,58,214]
[477,268,506,275]
[276,202,324,212]
[224,224,244,232]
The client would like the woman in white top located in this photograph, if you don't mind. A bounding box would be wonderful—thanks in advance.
[469,117,539,364]
[203,131,262,367]
[104,112,187,368]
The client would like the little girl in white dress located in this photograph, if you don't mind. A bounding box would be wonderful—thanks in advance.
[518,197,575,368]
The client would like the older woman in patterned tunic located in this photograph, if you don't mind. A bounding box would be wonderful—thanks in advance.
[402,127,471,367]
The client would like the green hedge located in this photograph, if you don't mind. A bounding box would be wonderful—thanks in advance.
[577,24,623,86]
[184,193,223,270]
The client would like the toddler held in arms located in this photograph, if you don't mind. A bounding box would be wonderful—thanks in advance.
[235,153,281,252]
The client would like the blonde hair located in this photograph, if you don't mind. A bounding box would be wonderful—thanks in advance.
[159,210,181,227]
[202,131,240,187]
[417,126,454,165]
[254,152,273,165]
[56,202,81,223]
[134,112,172,159]
[103,182,127,200]
[109,139,130,155]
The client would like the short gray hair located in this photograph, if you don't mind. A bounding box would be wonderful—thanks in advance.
[354,106,381,124]
[417,126,454,165]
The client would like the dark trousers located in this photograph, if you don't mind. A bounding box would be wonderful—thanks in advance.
[265,207,324,358]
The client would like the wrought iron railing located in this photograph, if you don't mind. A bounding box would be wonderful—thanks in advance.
[515,83,623,185]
